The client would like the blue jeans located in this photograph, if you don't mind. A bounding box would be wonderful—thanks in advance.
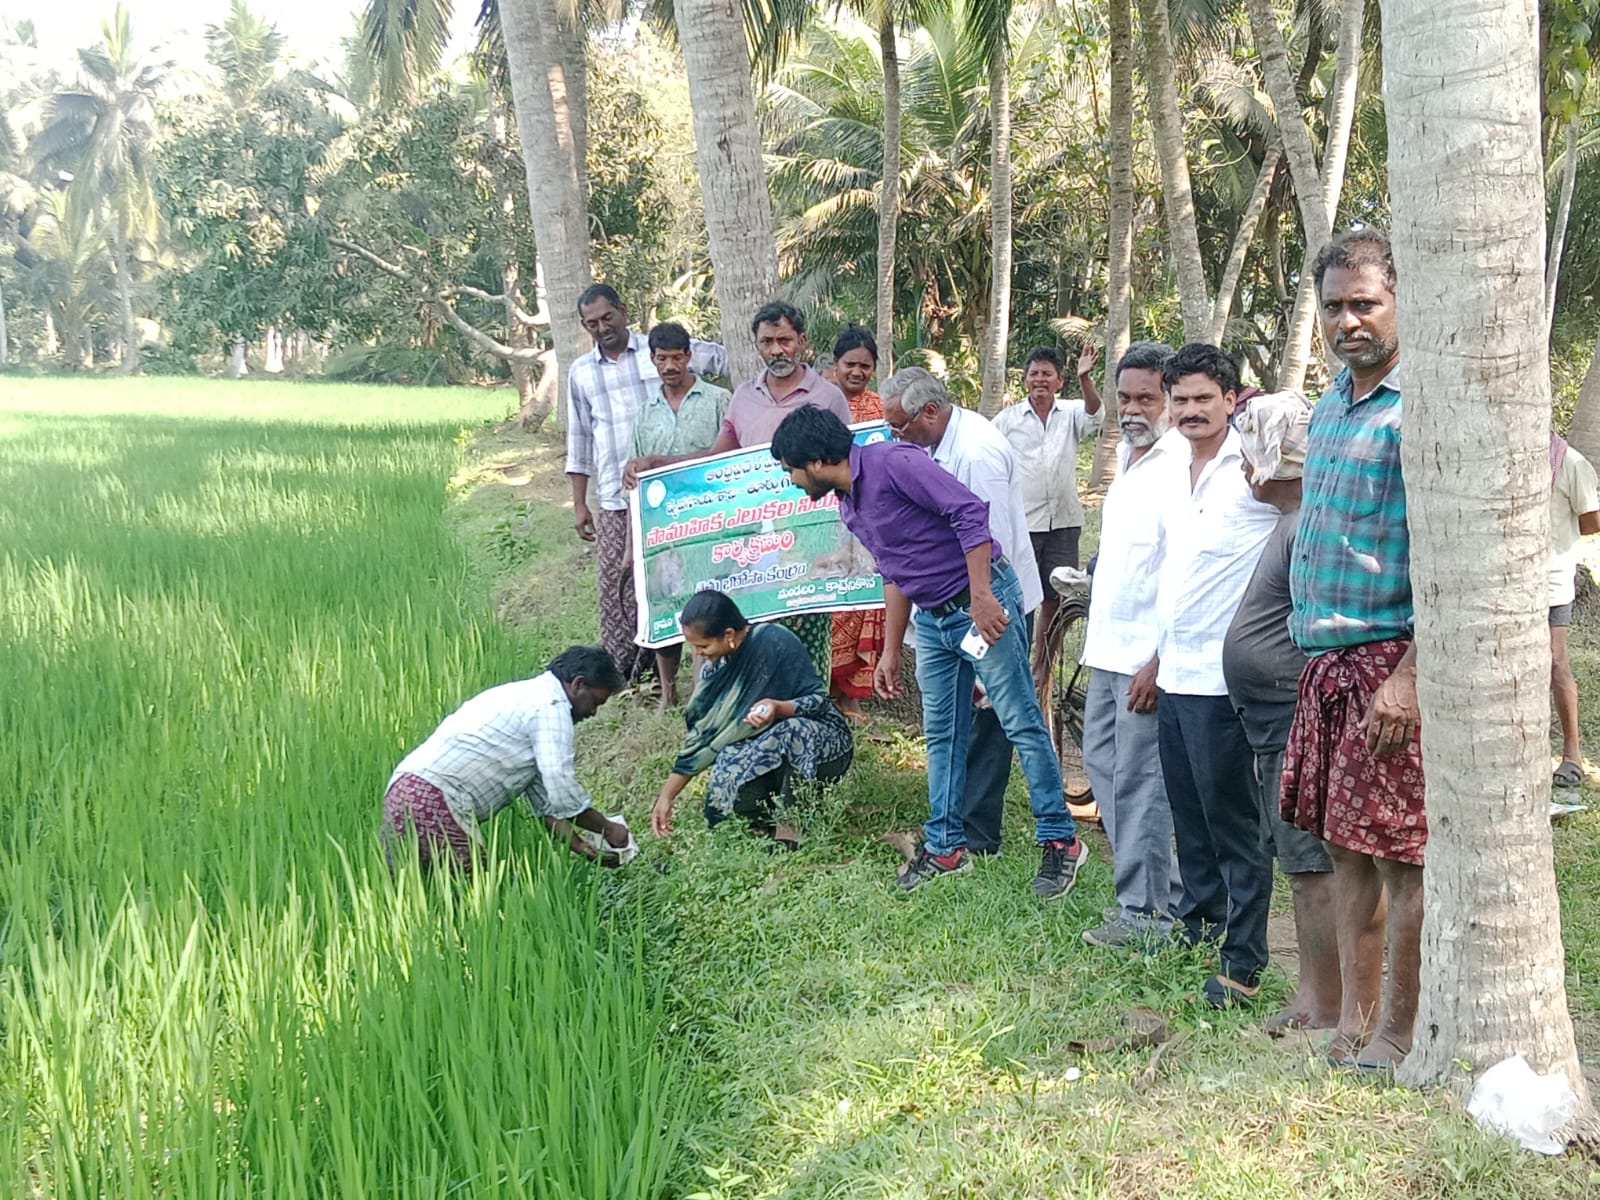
[913,563,1072,855]
[960,612,1034,853]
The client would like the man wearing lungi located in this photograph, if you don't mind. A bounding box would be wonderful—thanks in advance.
[566,285,727,685]
[383,646,631,873]
[1282,227,1425,1073]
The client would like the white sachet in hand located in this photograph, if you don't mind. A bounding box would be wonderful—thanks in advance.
[578,813,639,865]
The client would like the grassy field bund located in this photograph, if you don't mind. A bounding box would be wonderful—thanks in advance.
[6,376,1600,1197]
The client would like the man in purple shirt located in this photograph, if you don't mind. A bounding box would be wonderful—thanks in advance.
[771,405,1084,896]
[712,301,852,453]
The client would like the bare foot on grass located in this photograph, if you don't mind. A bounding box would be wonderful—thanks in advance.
[1353,1030,1409,1071]
[836,696,869,724]
[1265,1001,1339,1037]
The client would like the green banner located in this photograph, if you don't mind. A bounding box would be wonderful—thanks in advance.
[630,423,889,648]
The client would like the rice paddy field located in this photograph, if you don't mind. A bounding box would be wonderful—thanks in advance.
[7,375,1600,1198]
[1,379,681,1198]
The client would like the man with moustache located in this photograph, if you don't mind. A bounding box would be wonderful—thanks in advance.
[1151,343,1280,1008]
[769,405,1084,895]
[1282,228,1425,1072]
[711,300,854,676]
[567,285,727,685]
[712,300,852,451]
[624,321,732,708]
[1075,342,1192,949]
[877,367,1041,855]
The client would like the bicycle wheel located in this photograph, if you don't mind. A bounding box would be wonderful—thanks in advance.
[1043,595,1092,801]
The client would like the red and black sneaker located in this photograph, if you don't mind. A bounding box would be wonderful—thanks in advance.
[1032,838,1084,899]
[894,847,973,892]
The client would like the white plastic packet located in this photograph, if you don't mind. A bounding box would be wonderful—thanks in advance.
[1049,566,1091,598]
[578,813,639,865]
[1466,1053,1576,1154]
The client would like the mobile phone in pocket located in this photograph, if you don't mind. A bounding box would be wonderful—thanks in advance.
[959,623,991,661]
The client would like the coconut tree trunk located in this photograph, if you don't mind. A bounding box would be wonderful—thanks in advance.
[1135,0,1210,340]
[1249,0,1364,389]
[226,336,248,378]
[110,228,139,375]
[876,8,902,374]
[561,15,588,195]
[1091,0,1137,488]
[501,0,593,425]
[1320,0,1364,227]
[1245,0,1327,393]
[978,52,1014,416]
[1546,120,1579,338]
[1384,0,1598,1128]
[1208,144,1281,346]
[487,83,550,430]
[1277,256,1319,390]
[0,274,8,368]
[1245,0,1331,250]
[673,0,782,383]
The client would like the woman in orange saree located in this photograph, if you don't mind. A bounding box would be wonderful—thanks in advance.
[829,324,889,720]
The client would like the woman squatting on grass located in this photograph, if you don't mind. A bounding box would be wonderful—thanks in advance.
[650,589,855,849]
[383,645,634,871]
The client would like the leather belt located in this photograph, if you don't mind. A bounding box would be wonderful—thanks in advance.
[927,557,1010,617]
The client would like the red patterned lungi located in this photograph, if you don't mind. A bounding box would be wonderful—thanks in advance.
[594,508,651,684]
[382,772,478,872]
[1280,638,1427,866]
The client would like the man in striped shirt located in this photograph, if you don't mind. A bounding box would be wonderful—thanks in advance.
[565,285,727,685]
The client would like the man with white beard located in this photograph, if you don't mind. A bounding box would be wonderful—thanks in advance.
[1076,342,1190,948]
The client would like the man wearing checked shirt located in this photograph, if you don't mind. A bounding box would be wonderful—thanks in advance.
[1281,228,1424,1074]
[566,285,727,686]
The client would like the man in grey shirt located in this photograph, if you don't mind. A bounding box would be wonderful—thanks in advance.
[1222,392,1338,1033]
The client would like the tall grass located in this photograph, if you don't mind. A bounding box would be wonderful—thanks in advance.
[1,379,686,1197]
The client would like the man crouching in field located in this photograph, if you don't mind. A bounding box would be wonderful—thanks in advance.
[383,646,632,872]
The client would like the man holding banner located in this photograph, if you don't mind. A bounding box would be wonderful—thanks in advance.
[566,284,726,688]
[771,405,1084,897]
[623,321,732,709]
[708,300,854,677]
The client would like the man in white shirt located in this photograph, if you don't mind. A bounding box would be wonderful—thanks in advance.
[1076,342,1186,948]
[993,347,1104,687]
[565,284,727,685]
[1151,344,1280,1008]
[1550,433,1600,787]
[383,646,633,872]
[879,367,1041,853]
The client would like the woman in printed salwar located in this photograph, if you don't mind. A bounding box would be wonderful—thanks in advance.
[649,590,854,848]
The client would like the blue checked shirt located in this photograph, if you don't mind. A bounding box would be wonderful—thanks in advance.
[1288,367,1413,653]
